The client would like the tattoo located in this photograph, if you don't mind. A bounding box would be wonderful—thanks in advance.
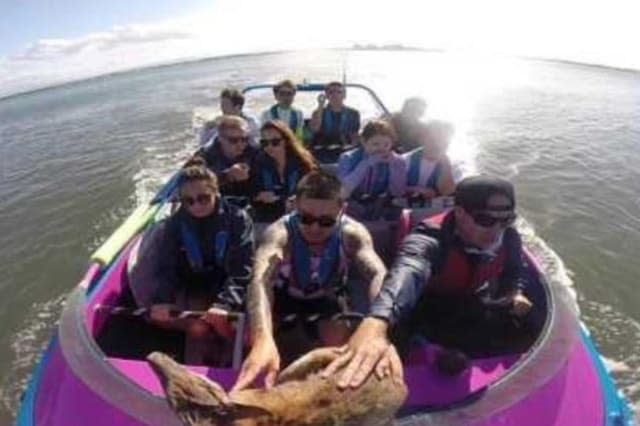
[247,219,288,341]
[343,219,387,301]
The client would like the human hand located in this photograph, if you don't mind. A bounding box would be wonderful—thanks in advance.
[284,195,296,212]
[228,163,250,181]
[317,94,327,108]
[418,187,437,199]
[511,292,533,317]
[321,317,391,389]
[255,191,279,203]
[149,304,174,322]
[203,308,235,339]
[232,336,280,391]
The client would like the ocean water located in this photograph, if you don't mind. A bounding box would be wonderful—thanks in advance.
[0,50,638,423]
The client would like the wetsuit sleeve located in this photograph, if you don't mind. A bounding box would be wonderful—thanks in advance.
[139,221,181,305]
[337,152,372,197]
[214,209,255,311]
[500,228,528,294]
[369,223,440,326]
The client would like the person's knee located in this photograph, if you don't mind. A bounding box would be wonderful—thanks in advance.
[186,321,211,339]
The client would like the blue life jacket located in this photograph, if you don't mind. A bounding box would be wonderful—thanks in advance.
[260,157,300,197]
[407,148,443,190]
[179,221,228,273]
[347,148,390,197]
[321,108,356,139]
[270,105,299,131]
[285,213,344,294]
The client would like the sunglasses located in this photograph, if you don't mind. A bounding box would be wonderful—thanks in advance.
[181,193,213,207]
[260,137,283,148]
[224,136,249,145]
[278,90,295,97]
[470,211,516,228]
[298,212,338,227]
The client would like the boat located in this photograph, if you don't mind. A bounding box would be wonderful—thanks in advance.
[15,83,636,426]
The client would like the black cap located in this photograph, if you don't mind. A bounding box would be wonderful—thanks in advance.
[455,175,516,212]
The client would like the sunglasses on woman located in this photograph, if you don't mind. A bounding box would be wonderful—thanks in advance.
[470,211,516,228]
[298,212,338,227]
[181,193,213,207]
[260,137,283,148]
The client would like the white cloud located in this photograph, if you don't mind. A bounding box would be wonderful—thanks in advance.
[1,0,639,98]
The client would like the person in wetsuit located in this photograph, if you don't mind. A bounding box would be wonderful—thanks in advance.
[232,170,388,390]
[260,79,305,139]
[130,160,254,364]
[309,81,361,163]
[322,175,536,388]
[200,88,260,146]
[197,115,257,200]
[337,119,406,220]
[403,120,456,205]
[251,119,318,222]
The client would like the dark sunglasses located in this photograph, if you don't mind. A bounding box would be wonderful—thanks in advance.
[278,90,295,96]
[260,137,283,148]
[181,193,213,207]
[470,211,516,228]
[298,212,338,228]
[224,136,249,145]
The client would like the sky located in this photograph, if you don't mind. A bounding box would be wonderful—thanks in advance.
[1,0,639,98]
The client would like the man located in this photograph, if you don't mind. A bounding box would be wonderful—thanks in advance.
[200,88,260,146]
[323,175,535,388]
[260,79,305,138]
[232,171,388,390]
[197,115,257,199]
[309,82,361,163]
[390,97,427,153]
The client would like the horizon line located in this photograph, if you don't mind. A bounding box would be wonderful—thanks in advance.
[1,46,638,103]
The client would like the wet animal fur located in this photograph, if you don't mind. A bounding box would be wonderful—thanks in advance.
[147,347,408,426]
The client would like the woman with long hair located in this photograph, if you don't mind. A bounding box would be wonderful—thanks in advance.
[252,119,319,221]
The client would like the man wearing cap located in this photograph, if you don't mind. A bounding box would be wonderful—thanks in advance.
[322,175,534,388]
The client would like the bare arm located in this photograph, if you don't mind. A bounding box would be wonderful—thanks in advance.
[233,219,288,391]
[247,219,288,342]
[343,219,387,301]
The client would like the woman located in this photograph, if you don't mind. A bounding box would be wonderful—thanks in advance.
[404,120,456,205]
[129,158,254,364]
[252,120,318,222]
[337,119,406,220]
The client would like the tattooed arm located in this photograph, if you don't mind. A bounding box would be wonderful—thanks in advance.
[233,218,288,391]
[343,218,387,302]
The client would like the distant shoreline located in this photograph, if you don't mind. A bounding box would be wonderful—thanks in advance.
[1,46,638,102]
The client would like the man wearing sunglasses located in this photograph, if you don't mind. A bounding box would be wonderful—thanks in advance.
[198,116,257,199]
[323,175,536,389]
[233,171,388,391]
[260,79,304,139]
[309,81,361,163]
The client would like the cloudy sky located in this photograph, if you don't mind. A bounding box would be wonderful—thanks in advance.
[1,0,639,98]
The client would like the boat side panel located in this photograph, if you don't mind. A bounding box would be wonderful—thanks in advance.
[473,339,604,426]
[34,336,177,426]
[580,326,636,426]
